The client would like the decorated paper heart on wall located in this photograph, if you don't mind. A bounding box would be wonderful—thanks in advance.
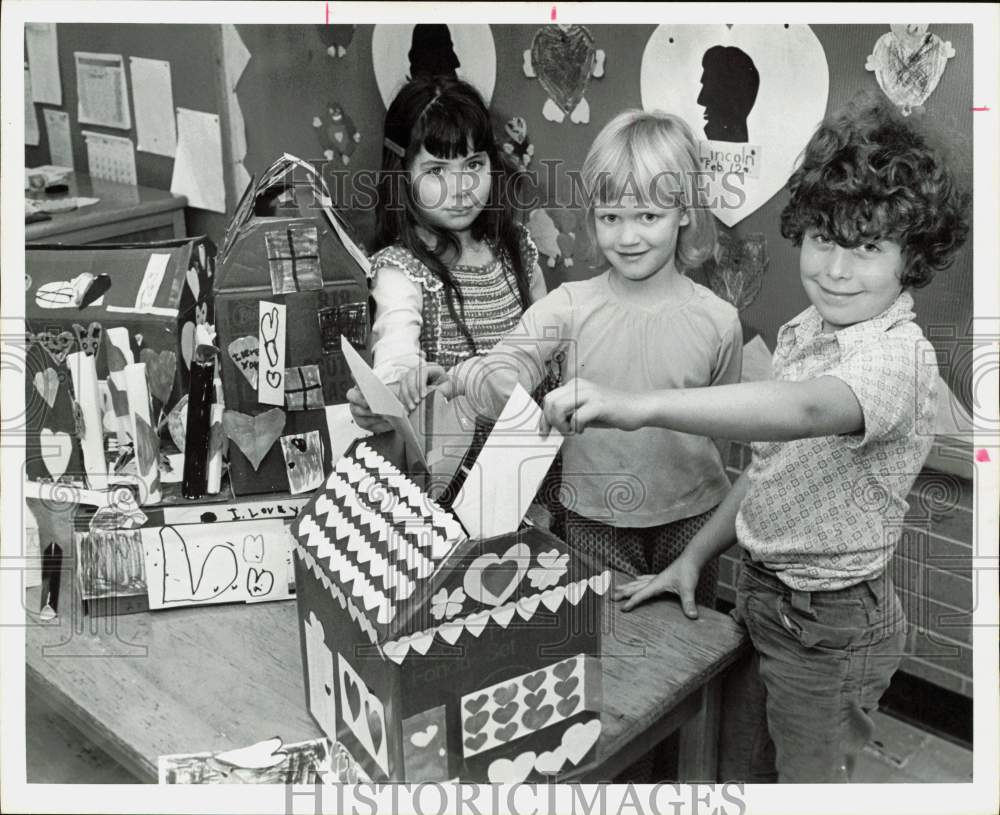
[530,25,597,116]
[228,336,260,389]
[140,349,177,405]
[866,25,955,116]
[640,24,829,227]
[463,542,531,607]
[222,408,286,471]
[39,429,73,480]
[28,330,75,365]
[33,369,60,410]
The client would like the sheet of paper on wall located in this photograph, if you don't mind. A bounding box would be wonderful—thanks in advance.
[43,109,74,169]
[221,24,253,195]
[741,334,773,383]
[83,130,137,186]
[26,23,62,105]
[24,66,40,146]
[130,56,177,157]
[75,51,131,129]
[171,107,225,213]
[452,383,564,539]
[141,518,293,610]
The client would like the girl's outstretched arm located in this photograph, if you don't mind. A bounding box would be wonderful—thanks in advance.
[542,376,864,442]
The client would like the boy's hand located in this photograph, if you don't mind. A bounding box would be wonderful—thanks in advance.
[612,556,702,619]
[398,364,454,413]
[540,378,639,435]
[346,386,393,433]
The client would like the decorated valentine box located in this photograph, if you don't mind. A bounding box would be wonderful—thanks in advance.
[24,238,214,485]
[214,154,371,497]
[291,439,609,783]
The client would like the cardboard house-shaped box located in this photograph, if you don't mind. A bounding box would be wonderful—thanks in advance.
[24,238,214,484]
[214,154,371,497]
[291,437,609,783]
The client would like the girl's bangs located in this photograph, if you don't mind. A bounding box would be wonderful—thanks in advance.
[590,150,685,209]
[416,102,491,159]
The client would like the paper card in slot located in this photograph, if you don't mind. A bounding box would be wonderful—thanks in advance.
[265,225,323,294]
[452,384,563,539]
[281,431,325,495]
[258,302,287,406]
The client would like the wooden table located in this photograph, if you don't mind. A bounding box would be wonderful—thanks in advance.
[26,173,187,245]
[24,580,748,783]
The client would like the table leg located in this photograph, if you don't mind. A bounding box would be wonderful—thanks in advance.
[677,675,723,781]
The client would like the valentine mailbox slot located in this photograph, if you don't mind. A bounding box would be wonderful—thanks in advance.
[291,438,608,783]
[24,238,214,486]
[214,154,372,497]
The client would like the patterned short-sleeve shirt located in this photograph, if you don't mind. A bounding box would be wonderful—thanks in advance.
[736,292,939,591]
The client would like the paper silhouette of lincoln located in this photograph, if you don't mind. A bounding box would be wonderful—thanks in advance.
[697,45,760,142]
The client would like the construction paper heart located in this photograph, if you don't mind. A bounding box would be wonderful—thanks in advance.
[463,542,530,607]
[556,695,581,718]
[227,336,259,389]
[464,732,488,753]
[39,429,73,480]
[495,721,519,742]
[410,725,438,749]
[552,658,576,680]
[464,710,489,734]
[166,394,189,452]
[71,322,103,357]
[365,700,383,754]
[29,330,75,365]
[488,751,536,784]
[562,719,602,766]
[140,348,177,405]
[554,676,580,699]
[180,321,196,370]
[531,25,597,115]
[344,671,361,721]
[493,701,520,725]
[867,26,954,115]
[159,527,239,603]
[565,579,586,606]
[534,750,566,776]
[246,567,274,597]
[493,683,518,707]
[640,24,829,227]
[135,414,159,475]
[524,690,546,710]
[33,369,59,410]
[523,704,554,731]
[524,671,547,693]
[465,695,488,717]
[222,408,286,471]
[186,266,201,301]
[214,737,288,769]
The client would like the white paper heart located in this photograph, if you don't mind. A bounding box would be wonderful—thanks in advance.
[491,604,517,628]
[588,571,611,596]
[566,579,586,606]
[33,369,60,410]
[408,631,434,655]
[534,749,567,776]
[464,610,491,638]
[439,620,464,645]
[39,429,73,480]
[516,594,541,621]
[640,24,829,227]
[562,719,602,766]
[488,751,537,784]
[382,640,409,664]
[180,321,195,370]
[540,585,566,612]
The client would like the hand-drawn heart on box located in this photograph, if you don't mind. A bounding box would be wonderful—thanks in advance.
[222,408,286,471]
[227,336,259,389]
[640,24,829,227]
[158,526,239,604]
[463,542,530,607]
[530,25,597,117]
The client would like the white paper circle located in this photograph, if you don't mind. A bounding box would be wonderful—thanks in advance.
[640,24,829,227]
[371,24,496,109]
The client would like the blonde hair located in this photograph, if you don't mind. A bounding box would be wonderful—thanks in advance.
[580,109,716,274]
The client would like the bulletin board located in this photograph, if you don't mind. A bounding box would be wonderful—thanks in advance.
[25,22,975,409]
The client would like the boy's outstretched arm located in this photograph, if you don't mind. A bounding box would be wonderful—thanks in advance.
[542,376,864,442]
[615,471,749,618]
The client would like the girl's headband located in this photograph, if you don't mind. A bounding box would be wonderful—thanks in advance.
[383,137,406,158]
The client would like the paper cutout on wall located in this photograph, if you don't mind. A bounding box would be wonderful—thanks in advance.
[304,611,338,738]
[284,365,324,412]
[39,428,73,481]
[280,431,325,495]
[227,336,259,389]
[704,231,769,310]
[222,408,286,470]
[142,518,290,609]
[130,56,177,157]
[27,329,74,365]
[158,736,329,784]
[640,25,829,227]
[372,24,496,107]
[318,24,355,59]
[524,25,606,124]
[264,225,323,294]
[171,108,225,214]
[33,369,60,410]
[313,102,361,167]
[337,653,390,775]
[866,25,955,115]
[220,24,253,196]
[527,549,569,590]
[402,705,449,782]
[502,117,534,171]
[258,302,287,406]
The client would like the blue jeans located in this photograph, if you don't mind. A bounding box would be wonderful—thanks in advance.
[719,554,907,783]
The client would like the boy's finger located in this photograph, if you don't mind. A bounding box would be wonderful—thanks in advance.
[678,588,699,620]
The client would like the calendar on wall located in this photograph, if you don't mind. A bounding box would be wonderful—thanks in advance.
[82,130,137,185]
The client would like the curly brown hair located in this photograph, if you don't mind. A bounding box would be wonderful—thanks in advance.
[780,94,970,289]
